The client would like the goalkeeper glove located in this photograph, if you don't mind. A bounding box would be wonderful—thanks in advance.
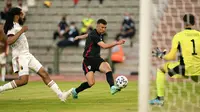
[152,47,166,59]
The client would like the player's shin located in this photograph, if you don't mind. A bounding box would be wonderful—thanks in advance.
[156,69,165,98]
[0,80,17,92]
[47,80,62,96]
[76,82,91,94]
[106,71,114,87]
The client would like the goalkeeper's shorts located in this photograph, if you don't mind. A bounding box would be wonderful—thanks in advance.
[164,61,200,77]
[163,62,185,77]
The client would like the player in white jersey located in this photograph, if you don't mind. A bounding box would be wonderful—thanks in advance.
[0,23,9,82]
[0,7,72,102]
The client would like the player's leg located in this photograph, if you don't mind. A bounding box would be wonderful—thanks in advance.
[99,62,114,87]
[0,53,6,82]
[72,71,95,99]
[99,61,120,95]
[71,59,96,99]
[37,67,71,102]
[149,62,183,105]
[29,55,69,102]
[0,56,30,93]
[53,31,59,40]
[1,64,6,82]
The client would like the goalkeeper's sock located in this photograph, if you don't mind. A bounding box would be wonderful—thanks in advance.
[157,96,164,100]
[106,71,114,88]
[47,80,62,96]
[75,82,91,94]
[0,80,17,92]
[156,69,165,97]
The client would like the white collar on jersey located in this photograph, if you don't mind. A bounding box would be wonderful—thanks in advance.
[13,22,19,25]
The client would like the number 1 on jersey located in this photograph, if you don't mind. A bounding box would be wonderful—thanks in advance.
[191,39,197,55]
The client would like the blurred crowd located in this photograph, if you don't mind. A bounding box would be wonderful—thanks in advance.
[0,0,136,75]
[0,0,31,23]
[0,0,136,49]
[53,12,136,49]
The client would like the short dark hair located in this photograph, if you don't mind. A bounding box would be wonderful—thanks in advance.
[183,14,195,26]
[97,19,107,25]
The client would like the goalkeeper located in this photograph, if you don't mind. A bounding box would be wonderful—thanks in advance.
[150,14,200,106]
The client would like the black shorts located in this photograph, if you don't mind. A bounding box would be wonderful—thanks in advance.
[82,57,105,75]
[168,65,185,77]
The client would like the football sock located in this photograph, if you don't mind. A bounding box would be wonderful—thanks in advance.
[156,69,165,97]
[75,82,91,94]
[157,96,164,100]
[48,80,62,95]
[0,80,17,92]
[1,66,5,82]
[106,71,114,87]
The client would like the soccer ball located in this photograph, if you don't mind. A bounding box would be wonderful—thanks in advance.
[44,1,52,8]
[116,75,128,89]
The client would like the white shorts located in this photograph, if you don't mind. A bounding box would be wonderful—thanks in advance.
[12,53,42,76]
[0,53,6,64]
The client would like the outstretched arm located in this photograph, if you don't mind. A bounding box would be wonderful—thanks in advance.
[97,39,125,49]
[163,48,177,61]
[152,47,177,61]
[153,34,178,60]
[74,34,88,41]
[163,34,179,61]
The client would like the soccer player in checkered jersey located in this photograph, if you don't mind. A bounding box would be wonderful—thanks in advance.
[0,23,9,82]
[68,19,125,99]
[0,7,71,102]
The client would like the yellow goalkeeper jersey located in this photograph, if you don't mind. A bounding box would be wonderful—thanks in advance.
[171,28,200,76]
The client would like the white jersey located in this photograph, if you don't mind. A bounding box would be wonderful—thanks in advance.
[7,22,29,57]
[7,22,42,76]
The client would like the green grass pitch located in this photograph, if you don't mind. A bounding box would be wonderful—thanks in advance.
[1,80,200,112]
[0,81,136,112]
[150,81,200,112]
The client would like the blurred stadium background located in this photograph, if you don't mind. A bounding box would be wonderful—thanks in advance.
[0,0,138,112]
[1,0,200,112]
[1,0,139,76]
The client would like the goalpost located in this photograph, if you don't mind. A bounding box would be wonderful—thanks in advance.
[138,0,152,112]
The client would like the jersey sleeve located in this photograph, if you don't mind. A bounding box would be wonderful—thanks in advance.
[171,33,179,49]
[7,28,16,36]
[163,33,179,60]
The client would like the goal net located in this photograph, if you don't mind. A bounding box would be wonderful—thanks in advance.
[151,0,200,111]
[139,0,200,112]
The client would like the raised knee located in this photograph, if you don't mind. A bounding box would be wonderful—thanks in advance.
[88,81,95,87]
[104,66,112,73]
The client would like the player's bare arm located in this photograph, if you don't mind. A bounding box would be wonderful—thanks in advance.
[97,39,125,49]
[74,33,88,40]
[7,26,28,45]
